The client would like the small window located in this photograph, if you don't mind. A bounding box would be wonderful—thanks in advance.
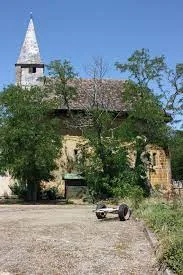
[152,153,157,166]
[74,149,78,156]
[29,67,36,73]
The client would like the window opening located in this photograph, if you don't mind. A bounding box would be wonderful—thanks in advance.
[29,67,36,73]
[152,153,157,166]
[74,149,78,156]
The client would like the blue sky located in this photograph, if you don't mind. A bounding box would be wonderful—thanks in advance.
[1,0,183,88]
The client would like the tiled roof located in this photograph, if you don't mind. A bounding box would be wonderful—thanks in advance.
[59,78,126,112]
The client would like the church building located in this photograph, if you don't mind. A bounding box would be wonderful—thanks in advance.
[0,16,172,198]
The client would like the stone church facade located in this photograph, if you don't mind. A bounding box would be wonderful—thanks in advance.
[0,17,172,198]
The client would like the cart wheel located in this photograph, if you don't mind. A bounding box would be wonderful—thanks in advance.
[118,204,131,221]
[96,203,107,219]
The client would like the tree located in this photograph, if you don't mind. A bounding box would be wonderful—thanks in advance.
[43,59,78,114]
[42,58,123,199]
[115,49,172,146]
[116,48,183,127]
[75,58,146,200]
[115,49,173,193]
[164,64,183,125]
[83,58,117,175]
[115,48,166,87]
[0,85,62,202]
[170,130,183,180]
[115,81,170,148]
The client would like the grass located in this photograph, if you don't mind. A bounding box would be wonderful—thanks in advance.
[135,196,183,275]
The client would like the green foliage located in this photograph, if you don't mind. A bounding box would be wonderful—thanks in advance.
[163,238,183,275]
[115,48,166,86]
[116,48,183,127]
[9,181,27,199]
[114,49,172,200]
[47,60,76,79]
[118,81,170,148]
[136,199,183,274]
[111,171,145,208]
[40,185,59,200]
[170,130,183,180]
[79,53,162,200]
[45,59,78,111]
[78,137,130,201]
[115,49,170,148]
[80,50,176,201]
[0,85,62,201]
[167,65,183,121]
[78,133,149,202]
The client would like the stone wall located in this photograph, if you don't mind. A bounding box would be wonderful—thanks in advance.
[0,135,172,198]
[52,135,86,196]
[15,65,44,86]
[56,136,172,193]
[0,175,12,198]
[147,145,172,191]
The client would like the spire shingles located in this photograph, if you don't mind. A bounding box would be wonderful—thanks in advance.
[17,18,42,64]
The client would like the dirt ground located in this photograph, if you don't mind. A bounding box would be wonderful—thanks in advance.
[0,204,156,275]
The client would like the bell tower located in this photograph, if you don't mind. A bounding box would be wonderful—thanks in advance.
[15,15,44,86]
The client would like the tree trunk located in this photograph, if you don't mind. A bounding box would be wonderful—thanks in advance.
[26,182,37,203]
[32,182,37,203]
[37,182,41,201]
[26,182,32,202]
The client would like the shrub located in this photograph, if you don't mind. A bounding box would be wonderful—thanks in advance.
[40,184,60,200]
[135,198,183,274]
[9,181,27,199]
[111,170,145,208]
[162,237,183,274]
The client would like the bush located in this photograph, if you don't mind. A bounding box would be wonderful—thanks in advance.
[83,166,147,205]
[85,174,112,203]
[162,237,183,274]
[111,170,145,208]
[135,198,183,274]
[40,184,59,200]
[78,135,150,203]
[9,181,27,199]
[10,181,61,201]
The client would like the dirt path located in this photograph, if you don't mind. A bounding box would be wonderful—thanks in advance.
[0,205,156,275]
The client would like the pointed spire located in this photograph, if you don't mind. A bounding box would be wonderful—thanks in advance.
[17,16,42,64]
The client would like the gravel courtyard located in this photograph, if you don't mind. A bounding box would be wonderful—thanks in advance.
[0,205,156,275]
